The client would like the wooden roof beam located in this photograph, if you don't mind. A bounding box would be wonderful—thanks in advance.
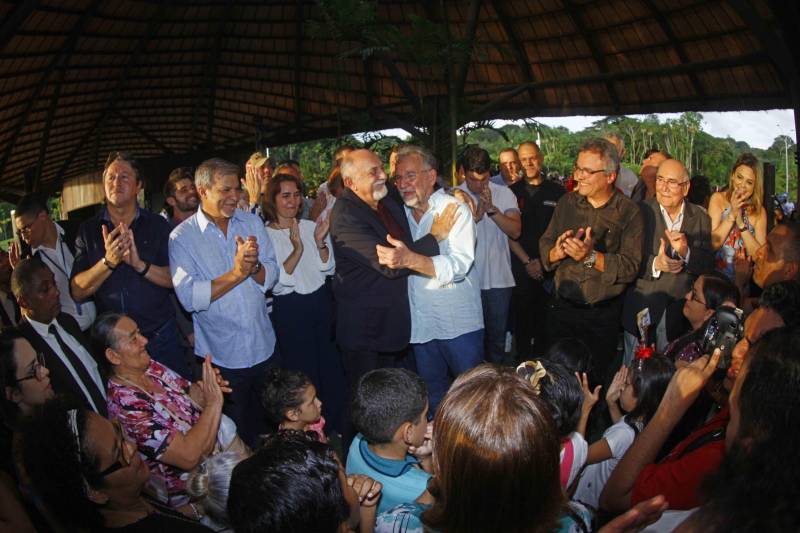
[112,110,174,154]
[293,0,304,132]
[488,0,537,106]
[0,0,39,51]
[561,0,620,113]
[55,4,170,182]
[453,0,483,106]
[381,58,422,115]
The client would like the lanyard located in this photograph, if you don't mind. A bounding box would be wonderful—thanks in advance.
[38,238,83,316]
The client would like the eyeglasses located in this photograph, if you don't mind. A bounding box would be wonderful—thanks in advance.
[397,168,431,183]
[15,352,47,383]
[573,166,606,178]
[16,217,38,235]
[689,288,707,307]
[97,419,132,479]
[656,176,689,189]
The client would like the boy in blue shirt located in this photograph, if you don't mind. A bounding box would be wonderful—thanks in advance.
[346,368,432,515]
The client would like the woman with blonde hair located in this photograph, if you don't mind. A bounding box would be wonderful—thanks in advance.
[708,153,767,280]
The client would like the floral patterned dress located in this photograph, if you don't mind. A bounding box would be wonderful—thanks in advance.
[715,206,754,281]
[107,360,201,508]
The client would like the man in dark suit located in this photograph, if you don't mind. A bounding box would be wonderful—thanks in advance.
[330,149,456,387]
[12,258,107,415]
[622,159,714,361]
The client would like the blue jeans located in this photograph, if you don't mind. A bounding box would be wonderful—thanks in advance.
[481,287,513,366]
[413,329,484,415]
[146,317,191,380]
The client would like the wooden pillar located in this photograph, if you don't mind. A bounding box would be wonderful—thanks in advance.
[764,162,775,232]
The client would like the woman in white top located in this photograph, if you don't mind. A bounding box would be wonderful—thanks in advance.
[264,173,346,435]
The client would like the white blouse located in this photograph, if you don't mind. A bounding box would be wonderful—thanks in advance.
[266,219,335,296]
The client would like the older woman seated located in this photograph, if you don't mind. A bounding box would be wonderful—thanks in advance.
[22,399,211,531]
[92,312,238,512]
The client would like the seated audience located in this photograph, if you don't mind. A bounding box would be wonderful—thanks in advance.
[574,356,674,511]
[517,359,597,490]
[93,313,238,511]
[678,326,800,532]
[263,173,346,434]
[187,450,248,531]
[347,368,432,515]
[377,364,591,532]
[709,153,767,281]
[261,367,325,441]
[228,430,382,533]
[22,399,211,531]
[601,280,800,513]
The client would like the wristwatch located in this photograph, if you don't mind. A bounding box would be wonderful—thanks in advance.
[252,262,262,276]
[102,257,117,271]
[583,250,597,269]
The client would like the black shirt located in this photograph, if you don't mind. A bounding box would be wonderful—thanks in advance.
[98,511,213,532]
[510,178,565,262]
[72,207,173,336]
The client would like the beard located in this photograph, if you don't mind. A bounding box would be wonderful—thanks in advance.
[175,196,199,212]
[372,183,388,201]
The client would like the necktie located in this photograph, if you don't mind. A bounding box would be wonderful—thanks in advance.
[48,323,105,413]
[376,201,407,241]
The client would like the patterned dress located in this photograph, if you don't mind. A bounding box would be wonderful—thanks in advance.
[107,360,201,508]
[715,206,754,281]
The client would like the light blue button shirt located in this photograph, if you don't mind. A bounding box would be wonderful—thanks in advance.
[169,208,279,369]
[404,189,483,344]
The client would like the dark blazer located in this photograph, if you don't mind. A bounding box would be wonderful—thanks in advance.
[622,199,713,337]
[330,189,439,353]
[18,313,107,416]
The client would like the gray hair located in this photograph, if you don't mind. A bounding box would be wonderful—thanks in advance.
[186,450,248,528]
[395,145,438,171]
[579,138,620,175]
[195,158,241,189]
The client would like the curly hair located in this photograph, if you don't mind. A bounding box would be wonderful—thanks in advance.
[261,367,312,430]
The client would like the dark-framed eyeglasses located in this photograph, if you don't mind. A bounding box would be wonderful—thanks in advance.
[689,289,707,307]
[97,419,132,479]
[15,352,47,383]
[573,166,606,178]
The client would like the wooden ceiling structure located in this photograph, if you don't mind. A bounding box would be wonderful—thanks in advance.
[0,0,798,200]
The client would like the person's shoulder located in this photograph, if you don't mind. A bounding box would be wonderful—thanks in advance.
[169,214,200,241]
[376,503,427,533]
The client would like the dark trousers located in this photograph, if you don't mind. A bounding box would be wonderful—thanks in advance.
[272,285,347,434]
[413,329,484,415]
[480,287,513,366]
[341,346,412,451]
[511,274,550,362]
[215,356,277,448]
[147,316,192,380]
[545,295,623,386]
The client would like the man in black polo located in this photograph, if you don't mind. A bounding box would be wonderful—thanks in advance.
[540,138,644,381]
[70,152,188,378]
[509,141,564,359]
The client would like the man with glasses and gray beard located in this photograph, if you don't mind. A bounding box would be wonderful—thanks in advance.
[540,138,644,382]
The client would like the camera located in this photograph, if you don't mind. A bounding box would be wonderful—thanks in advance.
[701,305,744,368]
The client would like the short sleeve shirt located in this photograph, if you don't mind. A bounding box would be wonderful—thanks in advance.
[510,179,565,262]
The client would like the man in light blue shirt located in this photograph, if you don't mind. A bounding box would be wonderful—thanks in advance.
[377,145,483,413]
[169,157,279,445]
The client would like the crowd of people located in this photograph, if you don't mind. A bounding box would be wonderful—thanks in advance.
[1,135,799,532]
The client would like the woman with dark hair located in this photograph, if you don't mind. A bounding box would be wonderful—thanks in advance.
[93,313,239,514]
[709,153,767,281]
[677,326,800,532]
[376,364,591,533]
[263,173,346,435]
[22,399,211,531]
[663,273,740,364]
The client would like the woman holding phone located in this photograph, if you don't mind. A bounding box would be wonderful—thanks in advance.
[708,153,767,281]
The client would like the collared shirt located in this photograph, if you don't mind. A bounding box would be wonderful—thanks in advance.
[267,219,334,295]
[403,189,482,344]
[510,178,565,261]
[26,316,106,412]
[653,200,690,278]
[72,207,173,335]
[540,191,644,304]
[169,208,279,369]
[457,181,518,290]
[34,223,96,330]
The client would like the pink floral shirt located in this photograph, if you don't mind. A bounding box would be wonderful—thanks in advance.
[107,360,201,508]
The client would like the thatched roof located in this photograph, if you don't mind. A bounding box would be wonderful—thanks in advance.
[1,0,798,196]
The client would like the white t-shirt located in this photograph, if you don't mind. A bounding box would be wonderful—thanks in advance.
[573,417,638,510]
[266,219,334,296]
[560,431,588,490]
[617,166,638,198]
[456,181,518,290]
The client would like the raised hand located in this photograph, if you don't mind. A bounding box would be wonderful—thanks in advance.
[121,228,143,270]
[347,474,382,507]
[102,223,131,267]
[288,218,303,254]
[233,236,257,278]
[313,215,330,247]
[376,234,411,269]
[563,226,594,262]
[577,371,602,414]
[606,365,628,405]
[654,237,684,274]
[664,228,688,258]
[200,354,224,408]
[550,229,574,263]
[430,203,459,241]
[8,241,21,268]
[661,349,721,415]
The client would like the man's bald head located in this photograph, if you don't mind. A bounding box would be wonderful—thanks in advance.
[340,149,388,208]
[655,159,690,211]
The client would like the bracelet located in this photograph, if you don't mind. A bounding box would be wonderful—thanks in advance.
[252,262,262,275]
[136,261,151,277]
[102,257,117,271]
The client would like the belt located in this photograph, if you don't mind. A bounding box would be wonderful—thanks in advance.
[557,295,617,310]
